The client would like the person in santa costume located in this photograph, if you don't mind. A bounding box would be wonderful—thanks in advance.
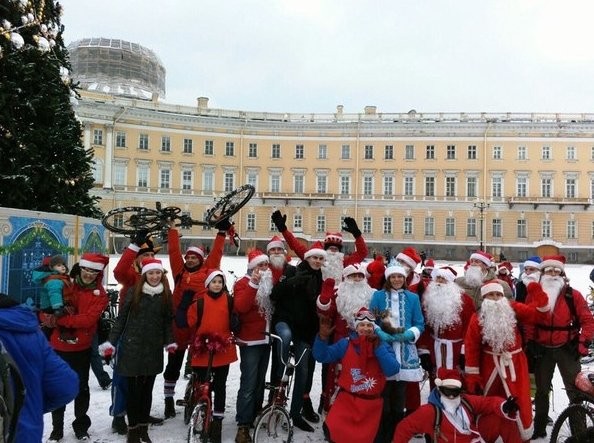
[464,280,550,442]
[365,254,387,290]
[265,235,292,285]
[369,264,425,443]
[232,249,274,443]
[313,307,399,443]
[514,256,541,303]
[417,266,475,388]
[524,255,594,439]
[496,261,517,298]
[455,250,512,310]
[316,263,376,412]
[394,367,522,443]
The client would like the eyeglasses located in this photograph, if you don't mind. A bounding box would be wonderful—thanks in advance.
[80,267,99,275]
[439,386,462,398]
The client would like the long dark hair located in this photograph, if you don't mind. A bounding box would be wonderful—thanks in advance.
[131,271,172,312]
[383,273,408,291]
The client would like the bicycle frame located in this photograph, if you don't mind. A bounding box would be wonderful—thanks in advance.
[187,343,219,443]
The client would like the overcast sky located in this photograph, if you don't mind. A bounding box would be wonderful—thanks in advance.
[59,0,594,114]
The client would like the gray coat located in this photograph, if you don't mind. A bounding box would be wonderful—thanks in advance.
[109,287,174,376]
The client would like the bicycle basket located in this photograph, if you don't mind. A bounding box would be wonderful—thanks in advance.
[575,371,594,396]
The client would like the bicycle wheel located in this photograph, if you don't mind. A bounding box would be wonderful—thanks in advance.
[101,206,162,235]
[205,184,255,225]
[182,378,196,425]
[550,402,594,442]
[253,405,293,443]
[187,401,209,443]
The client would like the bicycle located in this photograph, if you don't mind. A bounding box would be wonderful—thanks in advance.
[98,285,119,345]
[101,184,255,243]
[252,332,309,443]
[550,371,594,442]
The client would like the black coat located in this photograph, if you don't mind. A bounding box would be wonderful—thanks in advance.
[109,287,174,376]
[271,260,322,346]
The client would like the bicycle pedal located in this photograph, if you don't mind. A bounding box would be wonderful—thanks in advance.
[176,399,187,406]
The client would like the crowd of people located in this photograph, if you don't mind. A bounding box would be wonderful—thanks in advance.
[6,210,593,443]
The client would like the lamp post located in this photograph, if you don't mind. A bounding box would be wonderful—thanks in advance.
[473,201,490,251]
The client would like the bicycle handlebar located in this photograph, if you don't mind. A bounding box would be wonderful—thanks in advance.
[263,331,309,368]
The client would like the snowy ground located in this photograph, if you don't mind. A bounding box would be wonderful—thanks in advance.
[42,257,594,442]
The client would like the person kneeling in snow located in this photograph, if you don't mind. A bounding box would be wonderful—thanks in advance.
[394,367,522,443]
[313,307,399,443]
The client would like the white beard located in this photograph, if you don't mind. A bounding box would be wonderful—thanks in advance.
[541,275,565,311]
[336,279,374,330]
[255,269,274,320]
[479,298,517,354]
[521,271,541,286]
[464,265,485,288]
[322,251,344,282]
[441,396,461,415]
[269,253,286,270]
[423,282,463,334]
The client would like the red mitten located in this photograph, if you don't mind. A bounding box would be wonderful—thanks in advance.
[526,282,549,309]
[319,278,336,305]
[465,374,483,395]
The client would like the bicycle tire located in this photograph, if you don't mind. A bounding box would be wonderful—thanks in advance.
[182,378,196,426]
[253,404,293,443]
[101,206,163,235]
[187,401,209,443]
[205,184,255,225]
[550,402,594,442]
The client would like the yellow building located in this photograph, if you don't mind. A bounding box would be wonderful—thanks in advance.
[69,39,594,263]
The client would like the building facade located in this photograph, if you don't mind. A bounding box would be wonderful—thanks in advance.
[76,91,594,263]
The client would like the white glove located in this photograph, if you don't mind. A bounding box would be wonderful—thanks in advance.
[165,343,178,353]
[98,341,116,358]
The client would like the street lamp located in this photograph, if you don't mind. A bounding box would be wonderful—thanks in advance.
[473,201,490,251]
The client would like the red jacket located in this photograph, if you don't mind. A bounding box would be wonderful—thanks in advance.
[113,245,141,305]
[233,275,269,345]
[281,229,368,265]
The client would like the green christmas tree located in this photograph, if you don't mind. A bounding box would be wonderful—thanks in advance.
[0,0,101,217]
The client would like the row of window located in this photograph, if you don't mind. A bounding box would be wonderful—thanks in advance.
[92,129,594,161]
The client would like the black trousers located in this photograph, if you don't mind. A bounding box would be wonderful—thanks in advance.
[126,375,157,427]
[193,365,230,416]
[374,380,406,443]
[52,348,92,435]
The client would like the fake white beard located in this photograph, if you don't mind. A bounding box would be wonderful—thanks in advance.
[541,275,565,311]
[336,279,374,330]
[322,251,344,281]
[464,265,485,288]
[521,271,541,286]
[441,395,462,414]
[479,298,517,354]
[255,269,274,320]
[423,281,463,334]
[269,253,286,270]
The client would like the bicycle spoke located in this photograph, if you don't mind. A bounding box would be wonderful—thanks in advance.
[253,406,292,443]
[550,403,594,442]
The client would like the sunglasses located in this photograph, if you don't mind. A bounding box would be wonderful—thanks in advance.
[439,386,462,398]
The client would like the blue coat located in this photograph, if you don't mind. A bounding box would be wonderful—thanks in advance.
[369,288,425,340]
[0,304,78,443]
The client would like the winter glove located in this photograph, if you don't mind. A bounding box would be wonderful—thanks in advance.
[319,278,336,305]
[342,217,362,238]
[41,314,57,328]
[375,328,395,343]
[526,282,549,309]
[465,374,483,395]
[318,316,335,341]
[214,217,232,232]
[420,353,433,372]
[367,335,381,350]
[392,330,415,343]
[502,396,519,416]
[271,210,287,232]
[165,343,178,354]
[130,229,149,247]
[458,354,466,371]
[99,341,116,364]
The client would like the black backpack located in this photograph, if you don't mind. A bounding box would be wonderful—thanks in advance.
[431,397,474,442]
[0,340,25,443]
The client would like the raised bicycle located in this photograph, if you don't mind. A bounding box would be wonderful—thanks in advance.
[550,371,594,442]
[101,184,255,242]
[252,332,310,443]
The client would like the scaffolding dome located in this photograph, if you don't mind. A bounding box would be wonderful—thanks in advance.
[67,38,166,100]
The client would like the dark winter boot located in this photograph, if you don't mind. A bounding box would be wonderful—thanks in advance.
[209,417,223,443]
[126,425,141,443]
[235,425,252,443]
[47,427,64,442]
[301,396,320,423]
[164,396,176,418]
[112,415,128,435]
[138,424,153,443]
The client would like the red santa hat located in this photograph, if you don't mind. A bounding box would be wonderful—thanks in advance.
[396,247,421,270]
[435,367,463,388]
[185,246,206,260]
[353,307,376,327]
[304,241,327,260]
[424,258,435,270]
[480,280,504,297]
[79,253,109,271]
[469,250,493,267]
[141,258,164,275]
[431,266,457,283]
[324,232,343,250]
[342,263,366,279]
[385,265,408,280]
[247,249,269,269]
[498,261,513,275]
[204,269,226,288]
[266,235,284,252]
[540,255,566,272]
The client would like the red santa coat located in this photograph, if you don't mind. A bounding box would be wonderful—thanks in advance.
[394,394,520,443]
[464,301,544,441]
[281,228,368,265]
[168,230,225,346]
[233,275,269,345]
[418,293,475,371]
[113,245,141,306]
